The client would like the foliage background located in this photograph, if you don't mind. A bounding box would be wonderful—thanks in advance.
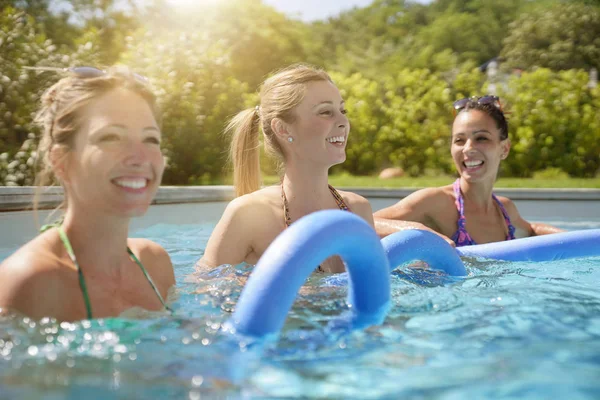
[1,0,599,185]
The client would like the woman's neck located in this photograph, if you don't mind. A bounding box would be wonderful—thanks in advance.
[459,177,496,212]
[282,162,332,212]
[61,206,131,279]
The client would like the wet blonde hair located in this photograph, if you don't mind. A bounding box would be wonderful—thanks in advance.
[227,64,332,197]
[32,66,159,213]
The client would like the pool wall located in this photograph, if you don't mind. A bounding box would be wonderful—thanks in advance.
[1,185,599,211]
[0,186,599,252]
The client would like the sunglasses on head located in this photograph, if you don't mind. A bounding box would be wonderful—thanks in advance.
[23,66,149,84]
[453,95,502,115]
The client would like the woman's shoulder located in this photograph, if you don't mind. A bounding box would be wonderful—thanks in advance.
[225,186,282,220]
[494,194,515,208]
[127,238,175,292]
[0,230,73,317]
[493,194,522,221]
[335,189,369,207]
[128,238,170,260]
[402,185,455,207]
[334,189,374,226]
[1,229,69,276]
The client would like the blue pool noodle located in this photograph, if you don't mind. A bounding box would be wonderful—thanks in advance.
[456,228,600,261]
[381,229,467,276]
[229,210,391,339]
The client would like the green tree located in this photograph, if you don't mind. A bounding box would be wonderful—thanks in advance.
[121,30,249,184]
[330,72,385,175]
[501,68,600,177]
[0,7,98,185]
[502,2,600,71]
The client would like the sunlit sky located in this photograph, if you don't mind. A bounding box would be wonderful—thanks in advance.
[161,0,432,22]
[263,0,432,21]
[51,0,432,23]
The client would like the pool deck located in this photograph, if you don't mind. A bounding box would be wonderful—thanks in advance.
[0,185,599,211]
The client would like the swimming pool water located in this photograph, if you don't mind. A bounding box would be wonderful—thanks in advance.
[1,219,599,399]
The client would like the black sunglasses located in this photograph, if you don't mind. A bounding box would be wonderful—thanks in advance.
[23,66,149,83]
[453,95,502,115]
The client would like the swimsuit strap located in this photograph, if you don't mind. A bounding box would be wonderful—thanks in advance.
[328,184,350,211]
[127,247,173,312]
[491,194,517,240]
[281,184,351,273]
[451,178,516,246]
[56,226,172,319]
[281,184,350,228]
[451,178,476,246]
[57,226,93,319]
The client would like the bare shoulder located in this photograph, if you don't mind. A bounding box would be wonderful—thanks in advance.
[414,186,453,203]
[0,231,71,318]
[200,186,282,268]
[494,195,534,236]
[374,185,452,219]
[336,190,374,226]
[495,195,519,215]
[128,238,175,290]
[225,186,280,219]
[337,189,370,209]
[1,229,66,278]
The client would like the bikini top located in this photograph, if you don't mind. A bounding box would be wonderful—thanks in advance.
[450,178,516,247]
[55,225,172,319]
[281,184,350,227]
[281,184,351,272]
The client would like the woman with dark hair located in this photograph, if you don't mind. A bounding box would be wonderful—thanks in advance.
[374,96,564,246]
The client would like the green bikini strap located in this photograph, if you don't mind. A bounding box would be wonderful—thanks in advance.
[57,225,93,320]
[126,248,173,313]
[55,224,172,318]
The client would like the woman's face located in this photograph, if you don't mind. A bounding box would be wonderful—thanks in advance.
[451,109,510,183]
[281,80,349,168]
[60,87,164,217]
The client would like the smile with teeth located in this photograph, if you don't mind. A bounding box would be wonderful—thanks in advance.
[326,136,345,144]
[113,177,149,189]
[464,160,483,169]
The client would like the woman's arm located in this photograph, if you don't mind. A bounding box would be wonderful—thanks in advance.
[373,188,455,245]
[530,222,566,236]
[373,218,456,247]
[196,197,255,270]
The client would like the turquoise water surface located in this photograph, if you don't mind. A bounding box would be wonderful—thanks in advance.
[1,218,599,399]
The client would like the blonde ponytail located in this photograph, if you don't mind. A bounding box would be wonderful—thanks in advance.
[227,64,332,197]
[227,108,261,196]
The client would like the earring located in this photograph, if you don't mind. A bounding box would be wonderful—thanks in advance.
[287,137,293,143]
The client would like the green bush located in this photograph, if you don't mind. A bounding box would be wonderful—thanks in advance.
[501,68,600,177]
[0,7,97,185]
[121,30,249,185]
[532,167,571,180]
[1,2,599,185]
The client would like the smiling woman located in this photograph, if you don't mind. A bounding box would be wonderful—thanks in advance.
[197,64,374,274]
[0,66,175,322]
[374,95,565,246]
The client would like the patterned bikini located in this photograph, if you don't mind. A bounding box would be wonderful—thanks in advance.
[450,178,516,247]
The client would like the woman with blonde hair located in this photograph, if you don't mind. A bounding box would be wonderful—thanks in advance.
[199,64,374,273]
[0,66,175,321]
